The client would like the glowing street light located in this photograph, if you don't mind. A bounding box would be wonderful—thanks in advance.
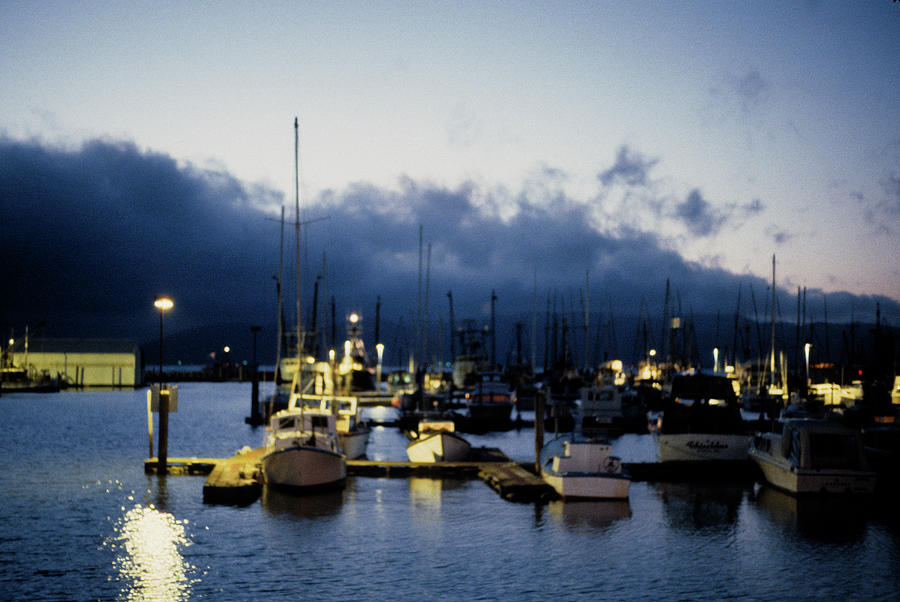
[153,296,173,474]
[376,342,385,393]
[713,347,719,373]
[154,297,174,383]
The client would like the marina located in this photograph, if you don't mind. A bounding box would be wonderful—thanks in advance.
[3,382,899,599]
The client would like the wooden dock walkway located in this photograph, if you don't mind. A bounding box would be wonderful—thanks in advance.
[145,449,759,506]
[479,463,557,502]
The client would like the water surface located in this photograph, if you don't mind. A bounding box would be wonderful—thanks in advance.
[1,383,897,600]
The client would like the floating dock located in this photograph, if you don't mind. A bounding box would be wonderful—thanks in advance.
[146,449,760,506]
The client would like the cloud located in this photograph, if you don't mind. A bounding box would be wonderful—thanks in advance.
[598,146,658,187]
[674,189,727,237]
[2,135,896,364]
[0,136,282,339]
[732,69,771,112]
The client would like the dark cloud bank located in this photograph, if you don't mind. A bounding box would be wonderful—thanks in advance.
[2,136,897,368]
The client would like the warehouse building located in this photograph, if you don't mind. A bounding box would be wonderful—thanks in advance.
[10,338,142,388]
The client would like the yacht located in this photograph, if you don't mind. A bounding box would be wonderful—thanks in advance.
[749,419,876,495]
[261,393,347,492]
[649,371,750,462]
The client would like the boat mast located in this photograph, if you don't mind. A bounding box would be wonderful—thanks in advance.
[294,117,303,395]
[769,254,776,389]
[584,270,590,374]
[273,206,285,389]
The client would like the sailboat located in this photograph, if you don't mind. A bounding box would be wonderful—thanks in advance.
[261,117,346,492]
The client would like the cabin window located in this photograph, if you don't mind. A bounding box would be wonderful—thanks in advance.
[310,415,329,429]
[807,433,857,470]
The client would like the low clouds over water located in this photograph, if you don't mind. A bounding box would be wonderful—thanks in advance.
[2,136,896,358]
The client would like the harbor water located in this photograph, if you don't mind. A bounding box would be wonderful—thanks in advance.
[2,382,898,600]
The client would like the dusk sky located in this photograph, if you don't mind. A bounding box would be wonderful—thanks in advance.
[2,2,898,363]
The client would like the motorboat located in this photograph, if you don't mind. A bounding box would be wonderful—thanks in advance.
[406,419,471,463]
[261,392,346,492]
[464,371,514,426]
[580,384,625,435]
[540,436,631,499]
[288,394,371,459]
[333,395,371,459]
[648,371,750,462]
[749,419,876,495]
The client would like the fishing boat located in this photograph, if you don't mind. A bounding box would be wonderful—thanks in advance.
[648,371,750,462]
[580,384,625,435]
[464,371,514,427]
[260,392,347,492]
[749,419,876,495]
[406,419,471,463]
[334,395,371,459]
[260,117,346,493]
[540,436,631,499]
[283,393,371,459]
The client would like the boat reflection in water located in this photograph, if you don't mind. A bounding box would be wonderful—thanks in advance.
[546,499,632,531]
[408,477,468,513]
[653,482,747,531]
[260,485,346,521]
[108,504,195,601]
[755,485,871,542]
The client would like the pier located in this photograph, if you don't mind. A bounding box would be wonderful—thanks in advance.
[145,447,760,505]
[145,446,558,505]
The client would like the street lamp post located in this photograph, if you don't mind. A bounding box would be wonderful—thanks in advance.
[153,297,173,474]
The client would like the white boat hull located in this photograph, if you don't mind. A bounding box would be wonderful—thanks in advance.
[540,438,631,500]
[541,469,631,499]
[407,431,471,462]
[749,447,876,495]
[750,449,876,495]
[339,429,370,460]
[654,433,751,462]
[262,446,346,491]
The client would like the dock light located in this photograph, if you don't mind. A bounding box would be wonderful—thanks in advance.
[154,297,174,382]
[153,296,173,474]
[349,312,359,324]
[223,346,230,353]
[713,347,719,373]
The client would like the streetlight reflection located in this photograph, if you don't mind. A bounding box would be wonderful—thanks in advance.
[110,504,195,601]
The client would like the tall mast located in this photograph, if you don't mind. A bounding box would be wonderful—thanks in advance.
[770,254,776,389]
[415,225,423,373]
[294,117,302,393]
[584,270,590,374]
[273,205,285,386]
[531,268,537,374]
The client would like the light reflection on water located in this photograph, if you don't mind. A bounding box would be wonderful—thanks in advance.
[107,504,197,601]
